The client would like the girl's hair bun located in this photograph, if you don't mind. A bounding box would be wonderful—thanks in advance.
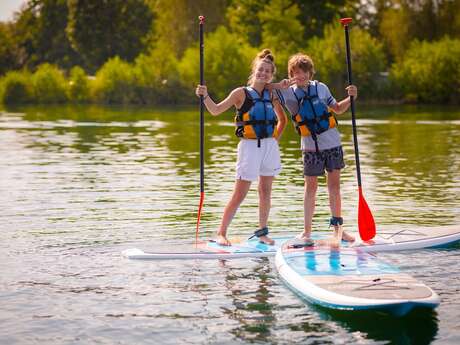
[258,49,274,62]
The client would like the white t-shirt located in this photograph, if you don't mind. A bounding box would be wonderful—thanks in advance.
[276,81,341,151]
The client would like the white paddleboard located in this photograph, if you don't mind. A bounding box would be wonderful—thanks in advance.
[275,240,440,316]
[122,225,460,260]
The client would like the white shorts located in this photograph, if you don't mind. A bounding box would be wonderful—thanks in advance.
[235,138,282,182]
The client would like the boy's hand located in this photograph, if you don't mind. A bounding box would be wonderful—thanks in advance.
[346,85,358,100]
[196,84,208,98]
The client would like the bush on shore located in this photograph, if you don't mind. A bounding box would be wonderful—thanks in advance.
[92,57,138,104]
[1,35,459,105]
[0,70,33,104]
[390,38,460,103]
[32,64,68,103]
[133,41,185,105]
[68,66,91,103]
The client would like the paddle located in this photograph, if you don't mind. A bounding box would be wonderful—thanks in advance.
[340,17,376,241]
[196,15,205,243]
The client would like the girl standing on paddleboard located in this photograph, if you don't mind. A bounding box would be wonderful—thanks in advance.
[195,49,287,246]
[275,53,357,243]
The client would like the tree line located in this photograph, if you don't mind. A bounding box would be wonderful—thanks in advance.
[0,0,459,105]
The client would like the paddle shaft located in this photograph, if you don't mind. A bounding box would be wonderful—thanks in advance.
[343,23,362,187]
[199,16,204,193]
[196,16,205,242]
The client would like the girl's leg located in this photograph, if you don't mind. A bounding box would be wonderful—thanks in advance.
[298,176,318,240]
[257,175,275,245]
[327,169,354,242]
[217,179,252,246]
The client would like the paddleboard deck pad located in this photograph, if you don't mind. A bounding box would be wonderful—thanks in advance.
[122,225,460,260]
[275,240,440,316]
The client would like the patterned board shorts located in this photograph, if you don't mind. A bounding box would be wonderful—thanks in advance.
[302,146,345,176]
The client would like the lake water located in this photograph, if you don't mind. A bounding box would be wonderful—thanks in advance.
[1,104,459,344]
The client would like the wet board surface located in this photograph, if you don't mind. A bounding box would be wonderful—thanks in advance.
[275,240,440,316]
[122,225,460,260]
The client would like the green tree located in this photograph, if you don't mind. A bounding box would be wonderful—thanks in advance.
[379,7,410,61]
[226,0,269,47]
[259,0,304,77]
[365,0,460,61]
[178,26,257,100]
[227,0,359,45]
[0,23,18,75]
[307,22,387,99]
[11,0,81,70]
[150,0,228,58]
[437,0,460,39]
[294,0,359,38]
[67,0,153,73]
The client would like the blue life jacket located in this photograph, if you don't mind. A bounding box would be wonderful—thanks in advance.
[235,87,278,140]
[292,82,337,136]
[292,82,337,152]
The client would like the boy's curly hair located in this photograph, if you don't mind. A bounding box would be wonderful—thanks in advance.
[288,53,315,78]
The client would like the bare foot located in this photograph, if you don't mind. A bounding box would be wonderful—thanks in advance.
[216,234,231,246]
[258,235,274,245]
[342,231,355,242]
[316,237,339,248]
[296,232,312,241]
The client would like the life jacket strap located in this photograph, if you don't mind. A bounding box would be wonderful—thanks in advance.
[296,112,331,126]
[235,119,277,127]
[311,132,319,152]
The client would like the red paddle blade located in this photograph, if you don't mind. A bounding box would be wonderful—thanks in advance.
[358,187,376,241]
[195,192,205,243]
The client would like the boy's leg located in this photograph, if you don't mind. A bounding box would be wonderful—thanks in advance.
[327,169,354,242]
[257,175,275,245]
[298,175,318,240]
[327,169,341,217]
[217,179,252,246]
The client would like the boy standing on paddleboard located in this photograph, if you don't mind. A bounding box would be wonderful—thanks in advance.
[195,49,287,246]
[276,53,357,243]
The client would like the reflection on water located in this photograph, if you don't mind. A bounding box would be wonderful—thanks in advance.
[315,307,439,345]
[0,104,459,344]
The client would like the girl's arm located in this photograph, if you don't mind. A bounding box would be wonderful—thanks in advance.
[330,85,358,115]
[273,98,287,141]
[195,85,245,116]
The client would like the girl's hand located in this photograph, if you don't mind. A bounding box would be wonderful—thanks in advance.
[270,78,296,90]
[196,84,208,98]
[280,78,297,88]
[279,78,293,89]
[346,85,358,100]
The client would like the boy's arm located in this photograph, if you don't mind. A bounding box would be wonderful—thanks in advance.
[330,85,358,114]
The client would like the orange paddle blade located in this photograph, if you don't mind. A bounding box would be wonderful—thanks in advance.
[358,187,376,241]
